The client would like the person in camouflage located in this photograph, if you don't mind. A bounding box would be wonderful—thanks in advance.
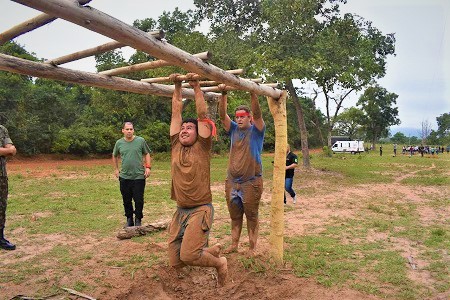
[0,124,17,250]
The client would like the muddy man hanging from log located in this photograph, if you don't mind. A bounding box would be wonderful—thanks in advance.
[167,73,228,287]
[218,86,265,257]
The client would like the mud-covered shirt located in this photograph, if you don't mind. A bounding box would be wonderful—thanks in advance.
[227,121,265,183]
[171,134,212,208]
[0,125,13,177]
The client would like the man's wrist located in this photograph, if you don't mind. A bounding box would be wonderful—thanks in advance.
[145,165,151,170]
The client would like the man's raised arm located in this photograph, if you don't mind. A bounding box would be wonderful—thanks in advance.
[251,93,265,131]
[218,85,231,132]
[169,74,183,136]
[186,73,211,138]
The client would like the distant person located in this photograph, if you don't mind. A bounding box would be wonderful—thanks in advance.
[402,145,406,155]
[167,73,227,287]
[419,145,424,157]
[393,143,397,156]
[284,144,298,205]
[0,125,17,250]
[379,145,383,156]
[112,122,151,227]
[219,89,265,256]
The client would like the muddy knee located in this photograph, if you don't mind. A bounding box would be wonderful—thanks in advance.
[180,248,202,263]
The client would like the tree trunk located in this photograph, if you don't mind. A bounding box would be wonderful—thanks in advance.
[266,91,288,264]
[310,92,325,146]
[286,80,310,168]
[327,130,332,148]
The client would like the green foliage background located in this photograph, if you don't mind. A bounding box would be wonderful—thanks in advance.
[0,1,448,155]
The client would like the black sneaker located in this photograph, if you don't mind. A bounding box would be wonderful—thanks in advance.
[0,238,16,250]
[126,217,134,227]
[135,217,142,227]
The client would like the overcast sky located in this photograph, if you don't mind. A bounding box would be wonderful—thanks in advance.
[1,0,449,134]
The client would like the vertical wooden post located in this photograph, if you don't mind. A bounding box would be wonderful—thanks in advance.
[267,90,288,263]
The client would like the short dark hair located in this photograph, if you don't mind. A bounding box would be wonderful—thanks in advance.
[181,118,198,133]
[235,105,251,113]
[122,121,134,128]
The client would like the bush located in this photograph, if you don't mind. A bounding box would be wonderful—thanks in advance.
[323,146,333,157]
[139,121,171,153]
[53,125,117,155]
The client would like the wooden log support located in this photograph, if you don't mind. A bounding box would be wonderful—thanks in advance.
[0,0,91,45]
[99,51,211,76]
[0,14,56,45]
[12,0,282,99]
[181,78,263,88]
[0,53,219,101]
[45,30,165,66]
[141,69,244,83]
[117,220,169,240]
[200,83,279,93]
[267,91,288,264]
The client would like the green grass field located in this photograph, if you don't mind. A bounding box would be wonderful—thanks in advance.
[2,148,449,299]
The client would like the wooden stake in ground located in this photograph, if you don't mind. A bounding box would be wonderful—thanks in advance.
[267,91,288,264]
[116,221,169,240]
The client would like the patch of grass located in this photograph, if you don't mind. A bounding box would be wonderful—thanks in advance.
[239,256,270,274]
[401,175,450,186]
[286,236,357,286]
[72,281,89,292]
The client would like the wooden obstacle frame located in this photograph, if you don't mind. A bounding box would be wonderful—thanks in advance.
[0,0,287,263]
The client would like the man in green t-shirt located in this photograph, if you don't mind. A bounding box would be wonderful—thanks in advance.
[112,122,151,227]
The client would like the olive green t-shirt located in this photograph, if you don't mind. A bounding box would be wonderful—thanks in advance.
[113,136,151,180]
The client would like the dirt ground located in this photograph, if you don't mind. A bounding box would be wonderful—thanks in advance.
[2,156,449,300]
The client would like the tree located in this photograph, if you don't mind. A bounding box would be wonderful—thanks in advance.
[357,84,400,147]
[307,13,396,146]
[334,107,365,140]
[194,0,262,36]
[390,132,408,144]
[286,81,310,167]
[436,112,450,144]
[420,119,432,145]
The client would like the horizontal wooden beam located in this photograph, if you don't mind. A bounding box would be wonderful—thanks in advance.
[181,78,263,88]
[0,0,91,45]
[99,51,211,76]
[0,53,219,101]
[0,14,56,45]
[141,69,244,83]
[12,0,282,99]
[200,83,279,93]
[44,30,165,66]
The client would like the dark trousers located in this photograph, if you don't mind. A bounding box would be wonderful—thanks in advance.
[119,177,145,219]
[0,176,8,230]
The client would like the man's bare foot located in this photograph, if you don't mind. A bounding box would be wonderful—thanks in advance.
[205,243,222,258]
[216,257,228,287]
[223,245,238,254]
[245,248,256,258]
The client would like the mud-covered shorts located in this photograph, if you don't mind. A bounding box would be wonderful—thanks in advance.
[168,203,213,267]
[225,176,263,222]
